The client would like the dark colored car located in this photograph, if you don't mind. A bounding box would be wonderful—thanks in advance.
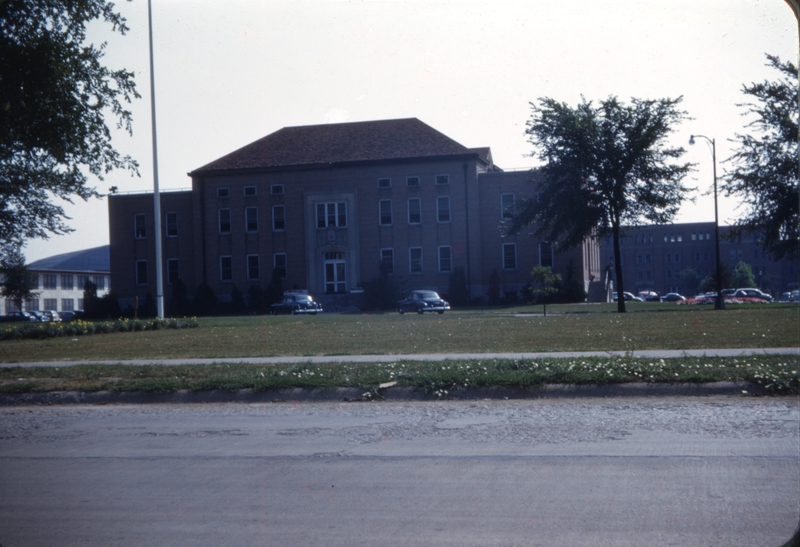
[397,290,451,315]
[0,311,37,323]
[271,293,323,315]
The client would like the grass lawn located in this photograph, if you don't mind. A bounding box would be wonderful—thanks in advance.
[0,304,797,395]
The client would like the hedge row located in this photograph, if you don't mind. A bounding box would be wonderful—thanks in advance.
[0,317,199,342]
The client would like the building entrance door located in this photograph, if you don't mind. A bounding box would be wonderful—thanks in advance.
[324,252,346,294]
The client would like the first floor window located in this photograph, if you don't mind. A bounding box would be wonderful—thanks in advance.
[246,207,258,232]
[274,253,287,279]
[539,241,553,267]
[247,255,260,280]
[136,260,148,285]
[409,247,423,273]
[503,243,517,270]
[380,248,394,274]
[167,259,179,284]
[438,246,452,273]
[379,199,392,225]
[437,196,450,223]
[44,299,57,310]
[78,298,84,310]
[25,299,39,311]
[135,214,146,238]
[61,299,74,311]
[220,256,233,281]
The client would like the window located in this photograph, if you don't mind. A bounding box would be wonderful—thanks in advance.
[409,248,423,273]
[406,176,420,187]
[93,276,105,290]
[244,186,257,196]
[649,235,653,243]
[274,253,287,279]
[408,198,421,224]
[247,255,260,280]
[692,232,697,241]
[273,205,285,231]
[166,212,178,237]
[539,241,553,267]
[44,298,57,310]
[61,299,74,311]
[136,260,148,285]
[25,298,39,311]
[436,174,449,185]
[694,252,701,262]
[503,243,517,270]
[737,250,743,260]
[437,196,450,223]
[77,275,90,289]
[316,202,347,228]
[379,200,392,225]
[220,256,232,281]
[61,275,73,290]
[167,259,179,284]
[665,253,672,263]
[219,209,231,233]
[135,214,146,238]
[729,250,736,261]
[271,184,284,195]
[380,248,394,274]
[217,187,230,198]
[43,274,57,289]
[666,269,672,279]
[378,178,391,188]
[674,253,681,263]
[704,252,710,261]
[501,194,515,220]
[663,234,668,243]
[677,234,683,242]
[438,246,452,273]
[246,207,258,232]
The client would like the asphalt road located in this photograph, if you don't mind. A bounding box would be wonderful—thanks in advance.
[1,396,798,547]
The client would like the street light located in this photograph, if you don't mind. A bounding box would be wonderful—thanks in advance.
[689,134,725,310]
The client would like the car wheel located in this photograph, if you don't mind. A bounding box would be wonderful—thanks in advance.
[291,309,298,315]
[417,308,424,314]
[398,308,404,315]
[437,311,444,314]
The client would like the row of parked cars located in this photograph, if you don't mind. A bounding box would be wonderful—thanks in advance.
[0,310,83,323]
[616,288,777,303]
[269,290,453,316]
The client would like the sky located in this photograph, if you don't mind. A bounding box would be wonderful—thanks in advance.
[23,0,800,263]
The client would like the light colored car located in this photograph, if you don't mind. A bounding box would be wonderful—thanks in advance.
[660,293,686,302]
[731,288,773,302]
[41,310,62,322]
[612,291,644,302]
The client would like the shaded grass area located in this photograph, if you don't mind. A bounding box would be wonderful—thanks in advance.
[1,355,798,395]
[0,305,797,363]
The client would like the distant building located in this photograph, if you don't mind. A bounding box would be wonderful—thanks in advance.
[108,118,603,310]
[2,246,111,313]
[602,223,798,297]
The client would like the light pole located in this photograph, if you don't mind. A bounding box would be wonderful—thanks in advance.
[689,134,725,310]
[148,0,164,318]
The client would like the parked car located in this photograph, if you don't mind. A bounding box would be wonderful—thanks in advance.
[612,291,644,302]
[27,311,46,322]
[660,293,686,302]
[0,310,38,323]
[41,310,62,322]
[271,293,323,315]
[638,291,660,302]
[731,288,773,302]
[57,310,84,322]
[397,290,451,314]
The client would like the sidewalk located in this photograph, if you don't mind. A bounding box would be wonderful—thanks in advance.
[3,347,797,368]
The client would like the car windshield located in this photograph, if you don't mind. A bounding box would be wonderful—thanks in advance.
[413,291,440,300]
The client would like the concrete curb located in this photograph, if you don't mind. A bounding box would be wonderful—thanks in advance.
[0,381,770,406]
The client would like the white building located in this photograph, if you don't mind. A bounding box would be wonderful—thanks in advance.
[2,246,111,313]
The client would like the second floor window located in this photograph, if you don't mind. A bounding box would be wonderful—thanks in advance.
[501,194,515,220]
[316,202,346,228]
[43,274,57,289]
[246,207,258,232]
[273,205,285,231]
[408,198,421,224]
[437,196,450,223]
[166,212,178,237]
[61,275,73,290]
[135,214,146,238]
[379,200,392,225]
[219,209,231,234]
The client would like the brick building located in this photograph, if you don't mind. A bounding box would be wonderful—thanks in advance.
[602,223,799,297]
[108,118,602,310]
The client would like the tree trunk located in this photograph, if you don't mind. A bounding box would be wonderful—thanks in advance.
[612,223,626,313]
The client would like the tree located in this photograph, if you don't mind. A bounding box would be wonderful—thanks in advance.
[504,96,692,312]
[0,248,37,310]
[446,266,470,307]
[723,55,799,260]
[486,269,500,305]
[677,267,702,297]
[0,0,139,251]
[529,265,561,316]
[732,260,757,289]
[362,261,400,311]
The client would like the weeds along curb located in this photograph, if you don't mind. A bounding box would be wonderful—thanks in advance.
[0,382,771,406]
